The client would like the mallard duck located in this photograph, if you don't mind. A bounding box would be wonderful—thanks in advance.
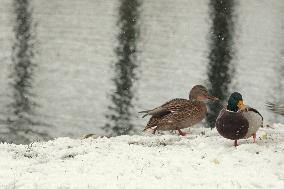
[139,85,218,135]
[215,92,263,147]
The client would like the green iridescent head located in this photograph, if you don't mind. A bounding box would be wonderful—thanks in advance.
[227,92,244,112]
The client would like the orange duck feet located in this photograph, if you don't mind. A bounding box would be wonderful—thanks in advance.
[252,133,256,143]
[177,129,187,136]
[234,140,239,147]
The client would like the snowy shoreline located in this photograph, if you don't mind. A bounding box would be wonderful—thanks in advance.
[0,124,283,189]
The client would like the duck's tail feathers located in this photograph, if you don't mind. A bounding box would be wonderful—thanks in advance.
[138,110,150,118]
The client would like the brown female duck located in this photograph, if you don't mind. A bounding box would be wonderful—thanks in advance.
[215,92,263,147]
[140,85,218,135]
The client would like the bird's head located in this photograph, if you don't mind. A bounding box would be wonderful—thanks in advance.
[189,85,218,101]
[227,92,246,112]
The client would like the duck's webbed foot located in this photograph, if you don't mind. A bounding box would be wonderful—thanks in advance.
[252,133,256,143]
[234,140,239,147]
[152,126,158,135]
[177,128,187,136]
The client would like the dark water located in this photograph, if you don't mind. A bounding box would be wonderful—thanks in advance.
[0,0,283,143]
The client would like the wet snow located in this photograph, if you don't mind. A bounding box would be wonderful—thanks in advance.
[0,124,283,189]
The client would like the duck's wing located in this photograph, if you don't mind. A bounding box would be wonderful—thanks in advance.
[240,106,263,136]
[144,101,205,130]
[139,98,188,118]
[246,107,263,120]
[266,102,284,116]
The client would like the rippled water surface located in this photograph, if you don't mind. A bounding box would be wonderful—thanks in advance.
[0,0,283,142]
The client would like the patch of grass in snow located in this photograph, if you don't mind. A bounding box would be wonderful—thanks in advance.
[12,144,39,159]
[60,152,78,160]
[127,135,182,147]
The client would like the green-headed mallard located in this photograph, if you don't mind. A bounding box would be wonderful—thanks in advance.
[140,85,218,135]
[215,92,263,147]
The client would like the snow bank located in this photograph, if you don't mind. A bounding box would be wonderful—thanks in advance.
[0,124,283,189]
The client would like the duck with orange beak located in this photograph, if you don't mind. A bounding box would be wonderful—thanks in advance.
[215,92,263,147]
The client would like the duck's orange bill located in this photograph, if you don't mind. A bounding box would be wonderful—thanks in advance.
[237,100,246,110]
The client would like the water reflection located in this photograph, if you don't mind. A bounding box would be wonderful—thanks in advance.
[103,0,141,136]
[0,0,281,143]
[206,0,235,128]
[5,0,48,143]
[269,49,284,121]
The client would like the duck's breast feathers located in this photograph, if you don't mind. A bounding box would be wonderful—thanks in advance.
[215,109,249,140]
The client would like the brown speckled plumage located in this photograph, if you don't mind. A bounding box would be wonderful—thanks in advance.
[144,99,207,131]
[140,85,217,134]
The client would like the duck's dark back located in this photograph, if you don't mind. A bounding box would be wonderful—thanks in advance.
[215,109,249,140]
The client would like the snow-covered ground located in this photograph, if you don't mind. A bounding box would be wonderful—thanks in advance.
[0,123,283,189]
